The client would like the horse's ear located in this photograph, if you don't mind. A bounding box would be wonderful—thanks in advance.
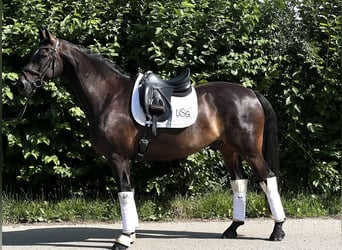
[39,26,46,40]
[44,28,56,44]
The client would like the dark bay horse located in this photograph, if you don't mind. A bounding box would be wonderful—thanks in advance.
[17,28,286,249]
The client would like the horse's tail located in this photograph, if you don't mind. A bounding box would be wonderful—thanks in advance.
[254,91,280,177]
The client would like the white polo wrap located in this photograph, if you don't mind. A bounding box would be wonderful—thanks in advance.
[260,177,286,222]
[230,179,248,222]
[118,191,139,234]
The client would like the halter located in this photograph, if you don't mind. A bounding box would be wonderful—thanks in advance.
[22,39,60,94]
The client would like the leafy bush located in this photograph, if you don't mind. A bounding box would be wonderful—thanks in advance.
[145,149,225,197]
[2,0,340,198]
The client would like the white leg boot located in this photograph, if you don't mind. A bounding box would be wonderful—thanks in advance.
[231,179,248,222]
[130,189,139,229]
[116,191,139,247]
[260,177,286,222]
[222,179,248,238]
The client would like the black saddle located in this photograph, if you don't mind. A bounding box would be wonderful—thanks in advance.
[142,68,191,96]
[138,68,192,135]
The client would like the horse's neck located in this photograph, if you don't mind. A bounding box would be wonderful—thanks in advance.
[60,44,130,122]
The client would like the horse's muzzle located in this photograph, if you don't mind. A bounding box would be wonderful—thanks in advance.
[17,77,35,97]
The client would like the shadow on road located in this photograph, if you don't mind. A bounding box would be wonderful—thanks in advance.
[3,226,267,249]
[3,227,116,247]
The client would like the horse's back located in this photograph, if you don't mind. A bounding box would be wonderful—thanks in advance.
[195,81,256,98]
[194,81,262,117]
[144,81,264,160]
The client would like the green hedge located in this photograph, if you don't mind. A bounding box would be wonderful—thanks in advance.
[2,0,340,198]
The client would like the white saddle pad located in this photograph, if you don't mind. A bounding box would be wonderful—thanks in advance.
[131,73,198,128]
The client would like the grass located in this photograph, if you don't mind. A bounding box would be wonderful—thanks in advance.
[2,190,340,224]
[2,196,120,223]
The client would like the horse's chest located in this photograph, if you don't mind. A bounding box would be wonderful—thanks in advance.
[86,118,115,153]
[88,119,136,156]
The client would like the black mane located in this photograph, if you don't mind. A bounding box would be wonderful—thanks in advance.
[63,40,130,79]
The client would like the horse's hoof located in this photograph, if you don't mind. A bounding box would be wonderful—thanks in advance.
[269,230,285,241]
[269,221,285,241]
[222,221,244,239]
[222,229,237,239]
[112,242,129,250]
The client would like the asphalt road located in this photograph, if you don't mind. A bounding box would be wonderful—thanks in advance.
[2,218,341,250]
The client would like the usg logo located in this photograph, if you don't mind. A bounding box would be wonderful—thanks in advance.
[176,108,190,118]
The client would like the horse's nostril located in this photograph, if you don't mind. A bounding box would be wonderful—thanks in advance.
[17,81,25,90]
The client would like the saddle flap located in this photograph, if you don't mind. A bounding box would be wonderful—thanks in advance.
[139,84,172,122]
[148,88,172,122]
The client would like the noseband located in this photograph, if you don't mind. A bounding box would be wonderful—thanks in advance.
[22,39,60,92]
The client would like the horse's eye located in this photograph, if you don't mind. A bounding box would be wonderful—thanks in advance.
[39,48,49,58]
[35,47,50,58]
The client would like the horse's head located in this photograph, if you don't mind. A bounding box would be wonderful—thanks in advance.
[17,27,63,97]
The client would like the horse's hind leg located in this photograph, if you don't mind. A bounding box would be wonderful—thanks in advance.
[219,147,248,239]
[247,155,286,241]
[259,176,286,241]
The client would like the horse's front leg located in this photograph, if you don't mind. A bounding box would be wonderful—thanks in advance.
[107,153,139,250]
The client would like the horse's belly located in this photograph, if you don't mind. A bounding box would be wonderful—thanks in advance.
[143,128,217,160]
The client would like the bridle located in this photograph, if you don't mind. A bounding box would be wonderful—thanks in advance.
[21,39,60,95]
[6,39,60,121]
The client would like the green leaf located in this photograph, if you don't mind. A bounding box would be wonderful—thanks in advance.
[231,69,238,76]
[42,155,60,165]
[155,27,162,35]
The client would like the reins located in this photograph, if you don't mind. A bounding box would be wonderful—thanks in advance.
[2,96,32,122]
